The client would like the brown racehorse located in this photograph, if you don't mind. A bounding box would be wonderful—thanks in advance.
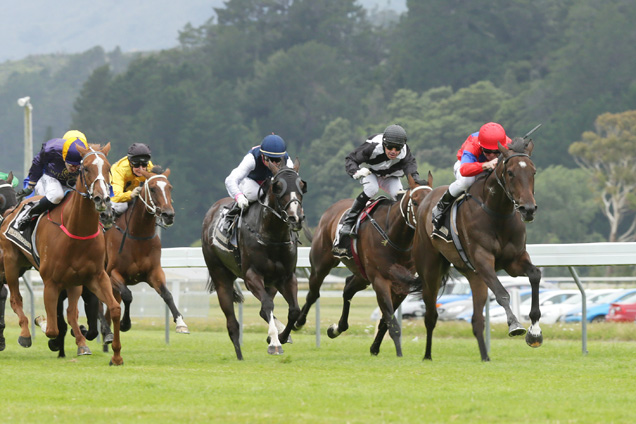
[294,173,433,356]
[201,160,306,360]
[0,143,125,365]
[102,168,183,344]
[412,137,542,362]
[0,171,17,351]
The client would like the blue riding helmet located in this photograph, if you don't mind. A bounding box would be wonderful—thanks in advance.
[260,135,286,158]
[62,138,89,165]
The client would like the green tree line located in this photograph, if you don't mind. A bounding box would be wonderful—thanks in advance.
[3,0,636,248]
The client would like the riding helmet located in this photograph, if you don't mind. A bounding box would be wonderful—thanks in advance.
[260,134,286,158]
[382,124,407,147]
[478,122,506,150]
[127,143,152,161]
[62,137,89,165]
[63,130,88,144]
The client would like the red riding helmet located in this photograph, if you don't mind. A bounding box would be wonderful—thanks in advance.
[478,122,506,150]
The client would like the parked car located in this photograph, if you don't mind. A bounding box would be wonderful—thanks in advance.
[561,288,636,323]
[543,289,619,324]
[519,290,579,323]
[606,291,636,323]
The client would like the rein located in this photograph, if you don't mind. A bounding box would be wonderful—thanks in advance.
[257,168,302,227]
[75,150,111,201]
[492,152,530,209]
[137,174,171,229]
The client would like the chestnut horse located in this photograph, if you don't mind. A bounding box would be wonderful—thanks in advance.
[201,160,306,360]
[412,137,542,362]
[0,171,17,351]
[101,168,182,344]
[294,173,433,356]
[0,143,125,365]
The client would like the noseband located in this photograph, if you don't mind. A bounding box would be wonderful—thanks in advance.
[77,150,111,201]
[257,168,303,226]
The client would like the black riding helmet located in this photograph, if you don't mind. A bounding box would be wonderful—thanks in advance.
[382,124,407,149]
[127,143,152,166]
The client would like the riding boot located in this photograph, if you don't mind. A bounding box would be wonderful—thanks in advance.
[340,192,370,239]
[431,189,457,230]
[17,197,55,231]
[222,202,241,235]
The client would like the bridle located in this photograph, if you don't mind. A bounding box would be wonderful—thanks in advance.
[257,168,303,226]
[399,184,433,229]
[76,149,111,201]
[492,152,532,211]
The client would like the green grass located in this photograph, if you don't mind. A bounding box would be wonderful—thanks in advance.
[2,302,636,424]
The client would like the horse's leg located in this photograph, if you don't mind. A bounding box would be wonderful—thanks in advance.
[215,276,243,360]
[149,268,189,334]
[273,275,300,346]
[81,287,100,341]
[295,240,340,330]
[370,277,403,357]
[100,300,114,352]
[5,264,32,347]
[43,289,67,357]
[41,281,61,340]
[327,275,367,338]
[369,292,407,356]
[66,286,91,356]
[507,253,543,348]
[246,269,283,355]
[87,271,123,365]
[0,284,7,351]
[418,247,450,361]
[466,275,490,362]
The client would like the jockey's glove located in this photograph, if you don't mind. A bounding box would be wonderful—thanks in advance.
[131,186,142,198]
[236,193,249,210]
[353,167,371,180]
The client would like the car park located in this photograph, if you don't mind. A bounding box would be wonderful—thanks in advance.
[542,289,619,324]
[561,288,636,323]
[519,290,579,323]
[605,291,636,323]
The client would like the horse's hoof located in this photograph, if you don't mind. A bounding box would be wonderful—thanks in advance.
[34,316,47,332]
[71,325,88,338]
[109,359,124,366]
[120,322,131,332]
[77,345,92,356]
[103,333,114,345]
[526,331,543,348]
[508,323,526,337]
[48,339,61,352]
[327,324,340,339]
[293,322,304,331]
[18,336,32,348]
[102,344,110,353]
[176,325,190,334]
[267,345,284,355]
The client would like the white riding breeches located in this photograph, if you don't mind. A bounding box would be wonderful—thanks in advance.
[359,174,403,199]
[448,160,476,197]
[34,174,68,204]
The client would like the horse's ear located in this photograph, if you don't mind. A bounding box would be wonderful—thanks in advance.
[427,170,433,187]
[101,142,111,156]
[163,168,171,177]
[525,139,534,155]
[293,157,300,172]
[407,173,416,189]
[265,159,279,174]
[7,171,13,182]
[498,141,510,158]
[76,144,88,156]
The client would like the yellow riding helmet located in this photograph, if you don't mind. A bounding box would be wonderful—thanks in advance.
[62,130,87,144]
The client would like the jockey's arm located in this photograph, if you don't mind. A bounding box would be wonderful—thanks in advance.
[225,153,255,199]
[111,162,132,203]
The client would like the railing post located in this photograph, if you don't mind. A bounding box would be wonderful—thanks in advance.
[568,266,588,355]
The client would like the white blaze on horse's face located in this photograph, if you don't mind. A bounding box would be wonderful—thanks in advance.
[288,192,302,219]
[156,180,169,205]
[91,154,110,198]
[519,161,527,168]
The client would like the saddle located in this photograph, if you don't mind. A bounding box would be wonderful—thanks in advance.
[431,194,475,271]
[211,206,242,268]
[2,202,42,267]
[332,198,386,260]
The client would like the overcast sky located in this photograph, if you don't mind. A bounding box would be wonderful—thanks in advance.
[0,0,406,63]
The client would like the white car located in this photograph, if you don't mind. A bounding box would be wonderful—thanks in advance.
[370,294,425,320]
[519,290,579,323]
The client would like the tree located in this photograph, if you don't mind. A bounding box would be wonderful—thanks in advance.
[569,110,636,242]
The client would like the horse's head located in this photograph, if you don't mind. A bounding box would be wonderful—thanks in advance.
[264,158,306,232]
[403,171,434,227]
[497,137,537,222]
[137,167,175,227]
[77,143,114,228]
[0,171,18,215]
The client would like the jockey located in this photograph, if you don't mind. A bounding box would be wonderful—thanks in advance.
[111,143,155,217]
[431,122,512,233]
[16,130,89,231]
[223,134,294,229]
[339,124,421,239]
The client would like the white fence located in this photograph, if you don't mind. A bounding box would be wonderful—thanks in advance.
[16,242,636,353]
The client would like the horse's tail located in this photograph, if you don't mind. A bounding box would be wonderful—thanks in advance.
[206,275,244,304]
[388,264,422,295]
[302,221,313,243]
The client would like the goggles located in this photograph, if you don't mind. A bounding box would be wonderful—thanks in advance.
[383,143,403,152]
[482,148,501,156]
[130,159,149,168]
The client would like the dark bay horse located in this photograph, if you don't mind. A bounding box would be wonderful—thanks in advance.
[0,171,17,351]
[412,137,542,362]
[0,143,125,365]
[294,173,433,356]
[201,160,306,360]
[102,168,182,344]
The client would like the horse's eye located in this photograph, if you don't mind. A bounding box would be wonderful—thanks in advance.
[507,170,514,178]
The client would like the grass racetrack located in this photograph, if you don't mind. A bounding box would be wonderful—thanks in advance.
[2,294,636,423]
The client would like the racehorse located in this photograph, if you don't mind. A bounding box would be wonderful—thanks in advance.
[412,137,541,362]
[294,173,433,356]
[0,143,125,365]
[0,171,17,351]
[201,160,306,360]
[101,167,182,348]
